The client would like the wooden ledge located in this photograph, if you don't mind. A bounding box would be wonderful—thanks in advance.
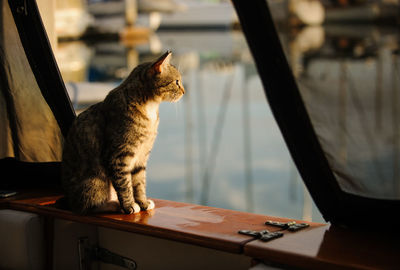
[2,190,399,269]
[0,190,322,254]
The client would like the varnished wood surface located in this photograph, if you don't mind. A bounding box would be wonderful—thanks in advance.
[0,190,320,253]
[6,190,396,270]
[245,224,400,270]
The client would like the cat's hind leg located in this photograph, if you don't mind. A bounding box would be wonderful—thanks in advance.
[66,178,105,213]
[74,177,124,214]
[91,201,121,213]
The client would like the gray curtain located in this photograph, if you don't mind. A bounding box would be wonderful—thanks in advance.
[0,0,63,162]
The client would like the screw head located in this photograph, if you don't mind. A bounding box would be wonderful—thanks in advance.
[16,6,25,14]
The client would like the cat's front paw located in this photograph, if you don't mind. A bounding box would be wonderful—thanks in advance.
[137,199,155,211]
[132,203,141,213]
[145,199,155,210]
[122,202,141,214]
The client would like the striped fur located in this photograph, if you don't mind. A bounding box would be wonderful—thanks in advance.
[61,51,184,214]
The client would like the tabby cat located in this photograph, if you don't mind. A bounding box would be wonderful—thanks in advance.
[61,51,185,214]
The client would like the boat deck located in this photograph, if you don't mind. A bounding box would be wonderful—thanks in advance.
[1,190,398,269]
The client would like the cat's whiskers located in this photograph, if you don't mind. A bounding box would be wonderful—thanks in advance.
[174,100,181,118]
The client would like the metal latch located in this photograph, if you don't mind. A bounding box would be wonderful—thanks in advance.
[238,221,309,243]
[265,220,310,231]
[78,237,137,270]
[238,229,284,242]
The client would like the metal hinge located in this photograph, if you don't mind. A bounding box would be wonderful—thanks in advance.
[238,221,310,242]
[78,237,137,270]
[238,229,284,242]
[265,220,310,231]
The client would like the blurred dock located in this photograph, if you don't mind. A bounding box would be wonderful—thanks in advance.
[50,0,400,42]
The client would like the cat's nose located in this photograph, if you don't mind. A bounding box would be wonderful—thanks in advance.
[181,88,185,94]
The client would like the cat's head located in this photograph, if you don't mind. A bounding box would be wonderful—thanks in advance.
[146,51,185,103]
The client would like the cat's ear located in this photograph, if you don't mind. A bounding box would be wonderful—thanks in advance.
[150,51,172,75]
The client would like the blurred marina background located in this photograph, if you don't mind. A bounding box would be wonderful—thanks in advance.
[39,0,399,222]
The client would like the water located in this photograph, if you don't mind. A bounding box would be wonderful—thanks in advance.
[293,25,400,200]
[57,23,398,223]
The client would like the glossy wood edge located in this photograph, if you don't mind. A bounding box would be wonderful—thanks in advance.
[5,194,396,270]
[244,227,345,270]
[244,224,399,270]
[0,191,323,255]
[2,201,238,252]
